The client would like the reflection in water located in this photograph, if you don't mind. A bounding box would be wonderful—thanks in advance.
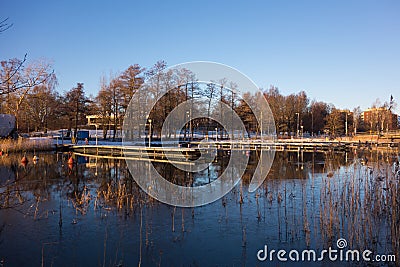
[0,149,399,266]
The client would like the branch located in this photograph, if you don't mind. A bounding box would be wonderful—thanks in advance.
[0,58,55,96]
[0,54,27,94]
[0,17,13,33]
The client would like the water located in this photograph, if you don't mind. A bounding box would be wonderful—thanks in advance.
[0,149,399,266]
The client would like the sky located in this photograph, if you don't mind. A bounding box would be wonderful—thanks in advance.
[1,0,399,112]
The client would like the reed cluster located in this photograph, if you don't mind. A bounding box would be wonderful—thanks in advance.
[94,179,157,212]
[0,138,53,153]
[258,150,399,262]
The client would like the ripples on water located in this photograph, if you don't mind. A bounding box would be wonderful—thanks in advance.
[0,149,399,266]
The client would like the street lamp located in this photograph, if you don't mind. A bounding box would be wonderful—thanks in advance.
[311,111,314,137]
[295,112,300,138]
[260,110,263,140]
[95,124,98,145]
[186,111,190,142]
[215,127,218,142]
[345,111,351,137]
[148,119,152,148]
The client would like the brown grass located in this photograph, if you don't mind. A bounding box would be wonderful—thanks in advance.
[0,138,53,153]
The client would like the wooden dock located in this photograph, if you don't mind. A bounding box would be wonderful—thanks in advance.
[70,145,207,165]
[65,139,399,160]
[190,140,352,152]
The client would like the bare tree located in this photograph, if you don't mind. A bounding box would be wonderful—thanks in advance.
[203,82,217,136]
[325,107,343,137]
[264,86,286,134]
[352,106,362,135]
[235,92,257,138]
[119,64,144,105]
[309,101,330,135]
[1,55,55,97]
[109,77,122,140]
[95,76,113,139]
[2,59,55,129]
[23,79,58,133]
[145,61,168,139]
[95,65,145,140]
[65,83,88,139]
[175,68,199,139]
[0,55,26,96]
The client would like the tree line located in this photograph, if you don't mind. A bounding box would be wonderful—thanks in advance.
[264,87,397,137]
[1,56,398,139]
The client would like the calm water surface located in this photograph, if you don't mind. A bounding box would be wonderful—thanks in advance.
[0,149,399,266]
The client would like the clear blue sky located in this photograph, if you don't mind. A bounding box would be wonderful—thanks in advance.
[1,0,399,112]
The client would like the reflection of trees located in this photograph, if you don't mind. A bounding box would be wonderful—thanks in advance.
[241,150,307,183]
[63,156,90,213]
[0,154,146,214]
[254,149,400,258]
[93,158,157,212]
[1,150,387,211]
[0,154,94,212]
[250,150,357,182]
[0,154,63,210]
[1,150,399,261]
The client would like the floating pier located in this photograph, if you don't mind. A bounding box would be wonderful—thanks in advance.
[65,139,399,161]
[70,145,206,165]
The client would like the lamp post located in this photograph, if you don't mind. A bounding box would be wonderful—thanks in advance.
[260,110,263,140]
[345,111,352,137]
[311,111,314,137]
[215,127,218,142]
[95,124,98,145]
[189,110,192,140]
[186,111,190,142]
[295,112,300,138]
[148,119,152,148]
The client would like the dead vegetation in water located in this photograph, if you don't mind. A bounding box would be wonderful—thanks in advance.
[317,151,399,260]
[258,150,399,261]
[2,149,399,264]
[0,138,53,153]
[93,179,158,213]
[70,186,92,215]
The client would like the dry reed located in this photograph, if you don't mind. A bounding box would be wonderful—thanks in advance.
[0,138,53,153]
